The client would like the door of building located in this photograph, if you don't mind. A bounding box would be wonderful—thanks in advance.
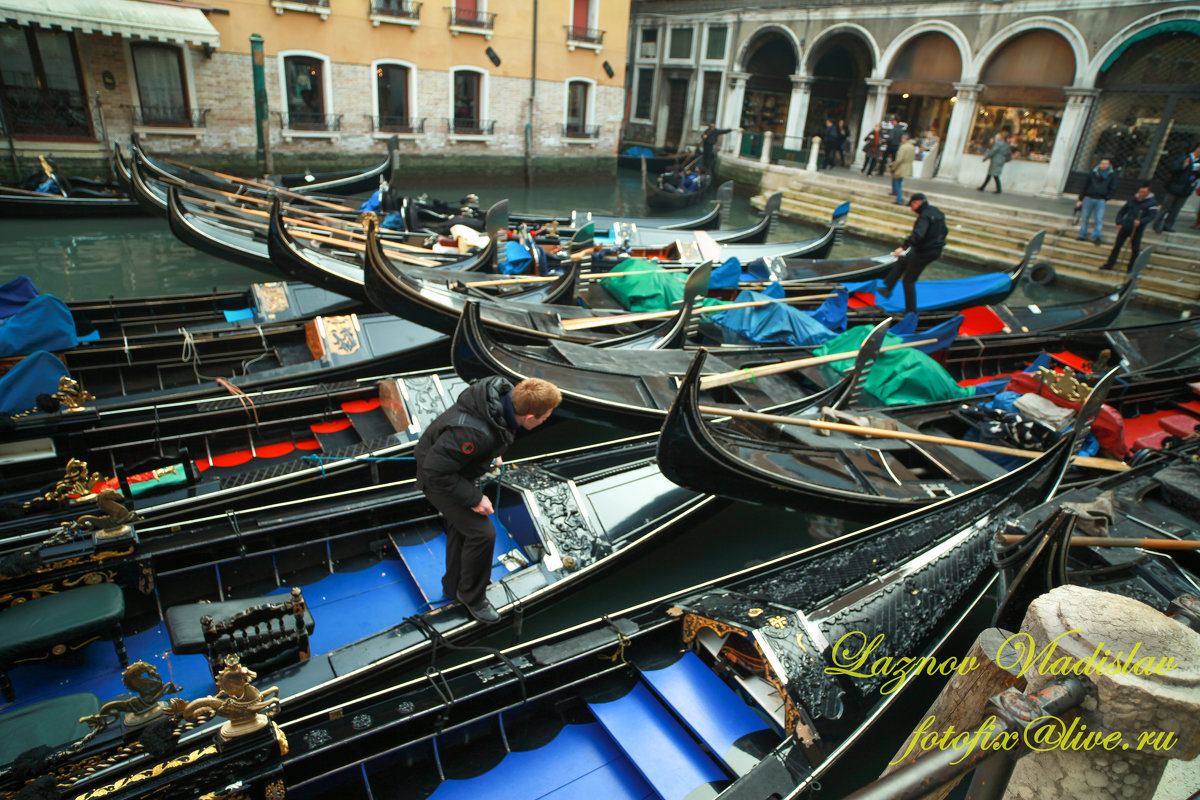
[664,77,689,152]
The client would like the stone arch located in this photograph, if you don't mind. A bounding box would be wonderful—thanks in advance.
[734,24,802,74]
[802,24,878,143]
[803,23,881,77]
[1084,7,1200,87]
[878,21,970,81]
[969,17,1088,85]
[735,26,800,137]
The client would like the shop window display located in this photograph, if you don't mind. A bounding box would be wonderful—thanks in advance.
[967,104,1061,161]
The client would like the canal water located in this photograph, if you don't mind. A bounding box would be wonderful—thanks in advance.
[0,170,1170,797]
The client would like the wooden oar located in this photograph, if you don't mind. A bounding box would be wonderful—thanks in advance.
[997,534,1200,551]
[189,207,438,266]
[561,293,836,331]
[699,338,939,390]
[38,154,67,198]
[159,156,360,213]
[695,404,1130,473]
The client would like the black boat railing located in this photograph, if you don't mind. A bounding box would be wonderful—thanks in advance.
[445,6,495,30]
[565,25,604,45]
[370,0,421,18]
[562,124,599,139]
[0,86,92,138]
[274,111,344,132]
[368,115,426,133]
[123,105,211,128]
[447,118,496,135]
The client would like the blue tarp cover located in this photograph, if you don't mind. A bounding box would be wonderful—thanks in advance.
[0,351,69,414]
[621,146,654,158]
[843,271,1012,313]
[502,241,549,275]
[711,284,841,346]
[0,275,38,319]
[0,294,78,358]
[358,190,382,213]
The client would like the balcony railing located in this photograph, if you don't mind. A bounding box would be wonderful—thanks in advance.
[1,87,92,138]
[124,105,210,128]
[447,117,495,135]
[565,25,604,45]
[271,0,330,16]
[274,111,343,132]
[445,6,495,30]
[369,115,426,133]
[370,0,420,19]
[562,124,599,139]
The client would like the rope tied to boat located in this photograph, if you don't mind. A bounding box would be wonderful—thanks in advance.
[178,328,221,383]
[404,612,529,706]
[215,378,260,430]
[239,324,270,375]
[600,617,630,665]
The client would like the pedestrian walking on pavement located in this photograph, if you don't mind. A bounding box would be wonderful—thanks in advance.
[822,120,841,169]
[889,133,916,204]
[978,133,1011,193]
[1102,183,1158,272]
[1075,157,1117,244]
[837,120,851,167]
[1153,143,1200,233]
[862,123,883,175]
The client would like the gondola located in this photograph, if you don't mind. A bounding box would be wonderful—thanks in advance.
[991,440,1200,634]
[17,377,1095,799]
[0,435,717,800]
[596,190,783,247]
[0,177,141,218]
[508,180,732,234]
[450,299,1200,430]
[643,155,713,209]
[657,342,1200,519]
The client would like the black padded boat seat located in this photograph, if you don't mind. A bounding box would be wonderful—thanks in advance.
[0,692,99,766]
[0,583,127,701]
[548,339,734,376]
[166,594,315,656]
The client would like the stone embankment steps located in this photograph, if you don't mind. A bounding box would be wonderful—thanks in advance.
[751,173,1200,310]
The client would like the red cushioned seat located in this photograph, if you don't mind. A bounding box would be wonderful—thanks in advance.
[1133,430,1170,451]
[1159,415,1200,438]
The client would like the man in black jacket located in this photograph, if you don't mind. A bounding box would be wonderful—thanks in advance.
[1103,183,1158,271]
[415,376,562,623]
[1153,143,1200,233]
[1074,157,1116,244]
[879,193,947,316]
[700,123,732,172]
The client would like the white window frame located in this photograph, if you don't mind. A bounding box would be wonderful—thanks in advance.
[701,24,728,63]
[450,0,492,39]
[448,65,491,141]
[637,26,660,63]
[123,41,204,138]
[567,0,601,52]
[631,66,656,123]
[665,26,696,62]
[562,76,597,143]
[371,58,421,140]
[277,50,337,140]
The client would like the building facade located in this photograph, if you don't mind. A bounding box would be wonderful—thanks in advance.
[626,1,1200,196]
[0,0,630,177]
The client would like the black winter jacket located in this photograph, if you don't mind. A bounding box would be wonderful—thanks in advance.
[415,376,515,508]
[1114,193,1159,228]
[1165,153,1200,196]
[1078,168,1117,201]
[902,202,947,259]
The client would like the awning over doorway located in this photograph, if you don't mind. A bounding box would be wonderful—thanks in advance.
[1100,20,1200,73]
[0,0,220,48]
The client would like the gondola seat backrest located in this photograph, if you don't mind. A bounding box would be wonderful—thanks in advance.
[198,587,311,679]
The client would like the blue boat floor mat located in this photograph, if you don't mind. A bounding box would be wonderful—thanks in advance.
[641,651,774,774]
[427,722,653,800]
[2,623,214,716]
[588,680,726,800]
[394,515,524,608]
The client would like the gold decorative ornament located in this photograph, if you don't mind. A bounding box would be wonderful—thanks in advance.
[747,608,763,618]
[80,661,182,731]
[61,489,142,533]
[767,615,788,629]
[264,778,287,799]
[167,656,281,740]
[24,458,105,508]
[1031,366,1091,403]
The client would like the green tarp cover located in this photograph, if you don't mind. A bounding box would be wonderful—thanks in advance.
[814,326,973,406]
[597,258,725,312]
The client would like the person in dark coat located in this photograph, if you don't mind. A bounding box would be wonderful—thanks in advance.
[1103,183,1158,271]
[883,116,905,171]
[822,120,841,169]
[1152,143,1200,233]
[836,119,851,166]
[978,133,1011,193]
[861,122,884,175]
[700,123,731,172]
[415,376,562,623]
[1074,157,1117,244]
[879,193,947,316]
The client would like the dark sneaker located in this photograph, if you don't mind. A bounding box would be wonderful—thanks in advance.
[877,285,893,299]
[1092,238,1101,245]
[1076,235,1087,241]
[457,592,500,623]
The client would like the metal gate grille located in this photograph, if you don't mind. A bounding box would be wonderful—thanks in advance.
[1072,31,1200,188]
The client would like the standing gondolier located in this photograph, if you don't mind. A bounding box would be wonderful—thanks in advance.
[699,123,732,172]
[879,193,947,316]
[415,376,562,623]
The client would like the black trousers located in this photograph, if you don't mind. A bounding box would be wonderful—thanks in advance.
[425,489,495,605]
[1154,191,1187,232]
[979,174,1002,192]
[883,251,938,315]
[1104,224,1145,270]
